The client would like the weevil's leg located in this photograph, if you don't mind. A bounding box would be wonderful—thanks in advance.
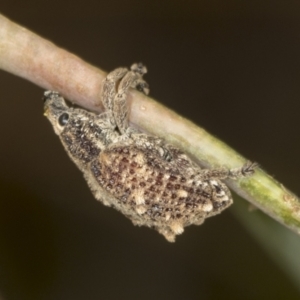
[134,78,150,95]
[113,63,149,135]
[113,71,136,134]
[195,161,258,181]
[130,63,150,95]
[101,67,128,126]
[228,161,258,179]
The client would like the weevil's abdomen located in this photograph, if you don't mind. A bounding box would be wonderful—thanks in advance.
[90,143,233,241]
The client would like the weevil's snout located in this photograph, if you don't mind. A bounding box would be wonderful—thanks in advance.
[43,91,66,112]
[43,91,70,135]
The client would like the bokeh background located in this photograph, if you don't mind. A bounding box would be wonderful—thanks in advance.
[1,1,300,299]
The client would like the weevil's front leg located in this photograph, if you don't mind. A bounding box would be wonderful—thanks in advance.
[130,63,150,95]
[101,67,128,127]
[113,63,149,135]
[195,161,258,181]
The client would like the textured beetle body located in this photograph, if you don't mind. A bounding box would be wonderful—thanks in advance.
[44,63,256,241]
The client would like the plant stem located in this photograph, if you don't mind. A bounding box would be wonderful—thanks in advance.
[0,13,299,235]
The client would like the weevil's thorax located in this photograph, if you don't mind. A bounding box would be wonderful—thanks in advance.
[59,110,107,165]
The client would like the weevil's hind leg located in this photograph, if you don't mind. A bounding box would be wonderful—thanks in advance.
[195,161,258,181]
[101,67,128,127]
[228,161,258,179]
[113,63,149,135]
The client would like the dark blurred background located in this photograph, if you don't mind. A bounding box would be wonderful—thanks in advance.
[0,1,300,299]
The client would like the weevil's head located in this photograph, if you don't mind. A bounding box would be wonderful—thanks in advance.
[43,91,71,135]
[43,91,107,165]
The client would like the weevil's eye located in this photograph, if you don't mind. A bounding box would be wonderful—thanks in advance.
[58,113,69,126]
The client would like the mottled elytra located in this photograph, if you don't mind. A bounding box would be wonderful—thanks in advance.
[43,63,256,242]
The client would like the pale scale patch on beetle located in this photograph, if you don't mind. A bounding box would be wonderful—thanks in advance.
[43,63,257,242]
